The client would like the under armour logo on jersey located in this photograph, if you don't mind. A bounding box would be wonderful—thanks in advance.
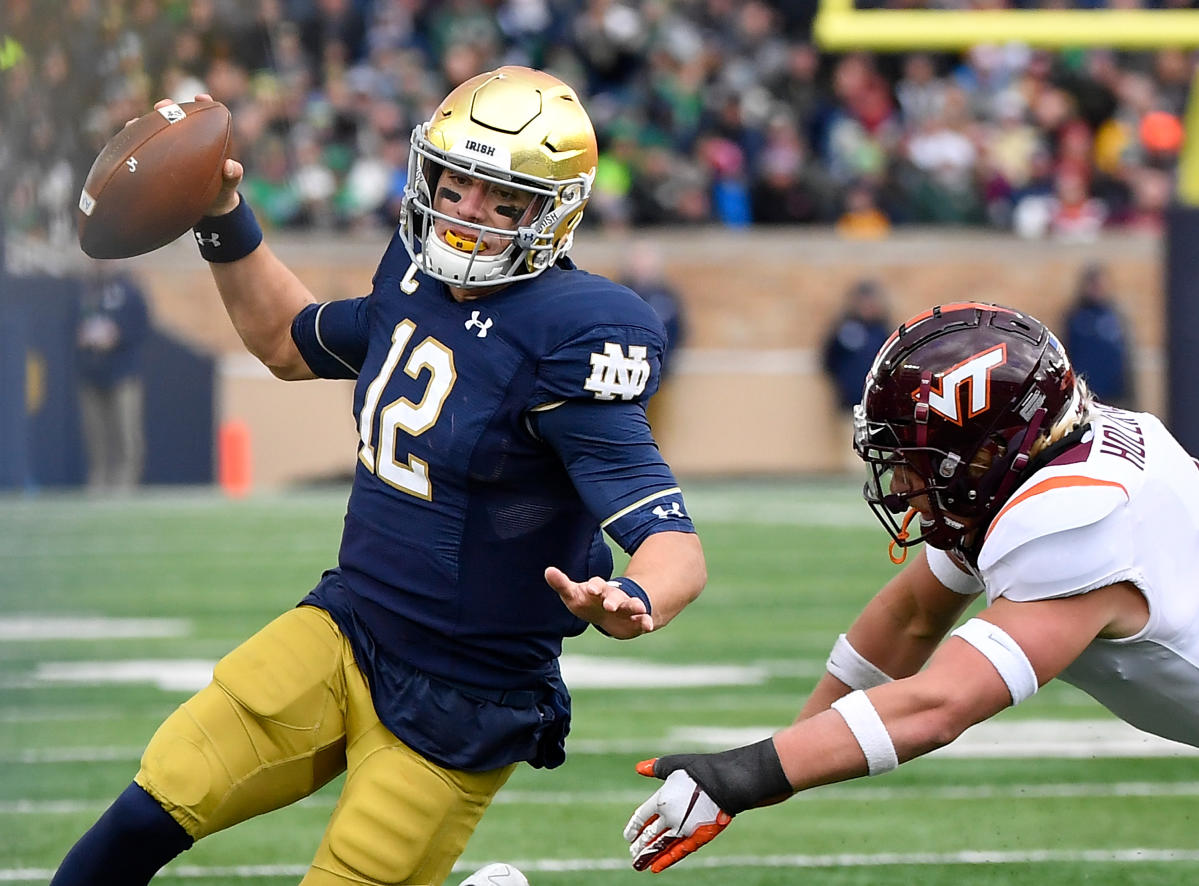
[653,502,684,519]
[464,310,493,338]
[925,344,1006,424]
[194,231,221,248]
[584,343,650,401]
[125,156,138,173]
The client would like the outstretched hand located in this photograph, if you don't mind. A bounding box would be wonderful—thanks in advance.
[544,567,653,639]
[624,759,733,873]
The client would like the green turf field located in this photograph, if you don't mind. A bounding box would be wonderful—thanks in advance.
[3,480,1198,885]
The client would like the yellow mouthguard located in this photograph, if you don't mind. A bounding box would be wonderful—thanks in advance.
[444,230,479,252]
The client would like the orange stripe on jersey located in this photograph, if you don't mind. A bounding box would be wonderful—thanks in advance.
[985,475,1129,543]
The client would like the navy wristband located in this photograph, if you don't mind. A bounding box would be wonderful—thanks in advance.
[608,577,652,614]
[593,577,653,637]
[193,195,263,263]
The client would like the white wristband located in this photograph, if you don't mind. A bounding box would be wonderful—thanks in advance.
[831,690,898,776]
[950,617,1038,705]
[826,633,892,690]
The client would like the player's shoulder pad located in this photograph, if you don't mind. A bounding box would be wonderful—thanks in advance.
[978,501,1137,604]
[523,268,668,405]
[977,461,1131,574]
[371,227,414,287]
[523,267,666,343]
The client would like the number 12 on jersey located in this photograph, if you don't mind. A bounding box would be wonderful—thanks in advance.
[358,320,457,500]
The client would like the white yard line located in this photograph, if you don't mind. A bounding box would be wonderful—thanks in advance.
[5,849,1199,881]
[10,781,1199,816]
[495,780,1199,803]
[504,849,1199,872]
[661,719,1199,758]
[6,716,1198,764]
[32,660,216,692]
[1,746,144,764]
[0,708,122,723]
[11,655,772,693]
[0,617,189,640]
[684,488,874,527]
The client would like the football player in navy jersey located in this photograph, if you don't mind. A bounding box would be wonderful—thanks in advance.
[52,66,706,886]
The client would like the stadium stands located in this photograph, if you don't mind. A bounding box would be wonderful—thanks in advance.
[0,0,1190,246]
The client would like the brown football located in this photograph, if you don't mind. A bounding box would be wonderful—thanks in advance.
[77,100,232,259]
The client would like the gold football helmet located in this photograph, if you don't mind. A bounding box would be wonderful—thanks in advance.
[399,66,598,288]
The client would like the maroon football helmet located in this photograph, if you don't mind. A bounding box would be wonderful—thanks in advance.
[854,302,1077,557]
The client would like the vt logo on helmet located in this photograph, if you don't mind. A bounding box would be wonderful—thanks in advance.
[925,344,1007,424]
[854,303,1078,560]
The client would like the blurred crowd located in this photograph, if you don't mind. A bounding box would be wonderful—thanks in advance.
[1,0,1194,246]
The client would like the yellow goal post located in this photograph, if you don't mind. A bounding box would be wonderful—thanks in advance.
[811,0,1199,203]
[813,0,1199,51]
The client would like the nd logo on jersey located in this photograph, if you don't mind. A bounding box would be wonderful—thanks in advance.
[584,342,651,401]
[926,344,1006,424]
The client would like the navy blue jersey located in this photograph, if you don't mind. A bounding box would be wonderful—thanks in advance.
[292,233,694,770]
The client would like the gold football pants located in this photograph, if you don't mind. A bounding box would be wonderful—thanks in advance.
[134,605,515,885]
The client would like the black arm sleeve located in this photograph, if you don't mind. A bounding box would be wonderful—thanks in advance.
[651,740,793,815]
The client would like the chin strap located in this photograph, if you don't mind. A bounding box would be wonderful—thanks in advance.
[914,372,932,447]
[888,508,919,565]
[991,406,1047,507]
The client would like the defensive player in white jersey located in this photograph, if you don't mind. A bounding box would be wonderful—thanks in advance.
[623,301,1199,873]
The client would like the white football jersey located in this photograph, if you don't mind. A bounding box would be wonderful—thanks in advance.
[927,405,1199,747]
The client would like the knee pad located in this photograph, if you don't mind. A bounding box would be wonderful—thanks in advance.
[138,607,350,839]
[136,683,247,838]
[317,738,514,885]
